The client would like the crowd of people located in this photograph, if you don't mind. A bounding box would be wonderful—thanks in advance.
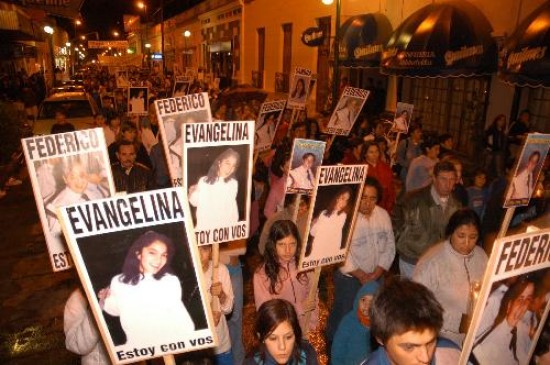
[4,64,549,365]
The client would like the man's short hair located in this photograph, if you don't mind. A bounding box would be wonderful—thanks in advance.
[370,277,443,344]
[117,140,136,152]
[433,161,456,177]
[302,152,316,160]
[364,176,383,204]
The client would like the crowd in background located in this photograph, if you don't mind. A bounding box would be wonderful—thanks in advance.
[1,64,550,365]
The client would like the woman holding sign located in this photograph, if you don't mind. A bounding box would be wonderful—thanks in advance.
[306,186,352,259]
[98,231,194,347]
[189,148,240,230]
[253,220,319,333]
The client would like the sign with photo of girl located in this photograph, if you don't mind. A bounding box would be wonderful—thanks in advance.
[298,164,367,271]
[154,92,213,187]
[504,133,550,208]
[287,67,312,110]
[286,138,326,195]
[460,229,550,365]
[254,99,286,152]
[183,120,254,245]
[326,87,370,136]
[22,128,115,272]
[391,102,414,134]
[127,86,148,115]
[57,188,216,365]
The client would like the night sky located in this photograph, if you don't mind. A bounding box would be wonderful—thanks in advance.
[74,0,203,40]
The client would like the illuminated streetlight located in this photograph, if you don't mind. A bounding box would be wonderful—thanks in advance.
[43,25,54,34]
[113,31,120,37]
[81,35,86,40]
[145,43,151,48]
[66,42,71,47]
[137,1,145,10]
[75,19,82,26]
[183,30,191,38]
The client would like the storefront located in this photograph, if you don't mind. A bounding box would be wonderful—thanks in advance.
[381,1,498,156]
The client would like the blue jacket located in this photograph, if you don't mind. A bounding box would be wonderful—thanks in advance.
[331,281,380,365]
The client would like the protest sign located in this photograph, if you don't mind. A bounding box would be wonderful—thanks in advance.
[21,128,115,271]
[391,102,414,134]
[326,87,369,136]
[460,229,550,364]
[504,133,550,208]
[173,81,190,97]
[254,100,286,152]
[287,67,312,110]
[286,138,326,195]
[128,87,148,115]
[57,188,216,364]
[183,121,254,245]
[155,92,213,187]
[299,164,367,271]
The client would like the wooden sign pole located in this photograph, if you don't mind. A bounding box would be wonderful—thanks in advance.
[390,132,402,167]
[163,354,176,365]
[211,242,220,313]
[302,266,322,337]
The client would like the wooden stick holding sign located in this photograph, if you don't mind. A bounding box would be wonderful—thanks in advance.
[302,266,322,335]
[390,132,402,167]
[211,243,220,313]
[163,355,176,365]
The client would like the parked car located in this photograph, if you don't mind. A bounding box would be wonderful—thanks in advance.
[49,85,86,96]
[34,91,98,135]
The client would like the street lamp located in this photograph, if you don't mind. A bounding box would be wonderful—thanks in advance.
[113,31,120,38]
[43,26,56,88]
[322,0,342,110]
[183,30,191,68]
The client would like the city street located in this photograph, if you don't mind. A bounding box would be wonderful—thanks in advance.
[0,174,79,364]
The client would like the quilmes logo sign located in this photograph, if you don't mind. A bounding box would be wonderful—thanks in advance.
[301,27,325,47]
[16,0,84,19]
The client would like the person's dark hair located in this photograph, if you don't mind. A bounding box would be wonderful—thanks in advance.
[324,185,352,216]
[370,277,443,344]
[364,176,383,204]
[270,145,291,178]
[526,150,542,166]
[302,152,316,162]
[55,109,67,117]
[117,140,137,153]
[262,220,307,294]
[493,277,534,327]
[489,114,507,131]
[360,140,380,162]
[408,122,422,135]
[306,118,320,140]
[420,135,439,155]
[472,168,487,179]
[445,208,481,238]
[205,148,240,184]
[291,78,306,99]
[291,121,307,133]
[433,160,456,177]
[254,299,303,363]
[119,230,175,285]
[439,133,453,145]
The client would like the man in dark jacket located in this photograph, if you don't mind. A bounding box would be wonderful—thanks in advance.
[111,141,154,193]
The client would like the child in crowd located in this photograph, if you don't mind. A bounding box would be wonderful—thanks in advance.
[467,168,488,220]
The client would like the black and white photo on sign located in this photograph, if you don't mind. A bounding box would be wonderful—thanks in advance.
[254,100,286,152]
[128,87,148,114]
[288,76,309,104]
[391,102,414,133]
[57,190,216,364]
[185,144,251,244]
[460,230,550,365]
[299,168,365,271]
[154,93,213,187]
[116,70,130,88]
[173,81,190,97]
[326,98,361,133]
[22,129,114,272]
[504,134,550,208]
[286,139,326,195]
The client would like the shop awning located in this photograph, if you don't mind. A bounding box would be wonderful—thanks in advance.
[499,1,550,88]
[337,13,393,68]
[381,1,497,77]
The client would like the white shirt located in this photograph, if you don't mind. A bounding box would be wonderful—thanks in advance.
[340,206,395,275]
[287,165,315,190]
[508,168,534,201]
